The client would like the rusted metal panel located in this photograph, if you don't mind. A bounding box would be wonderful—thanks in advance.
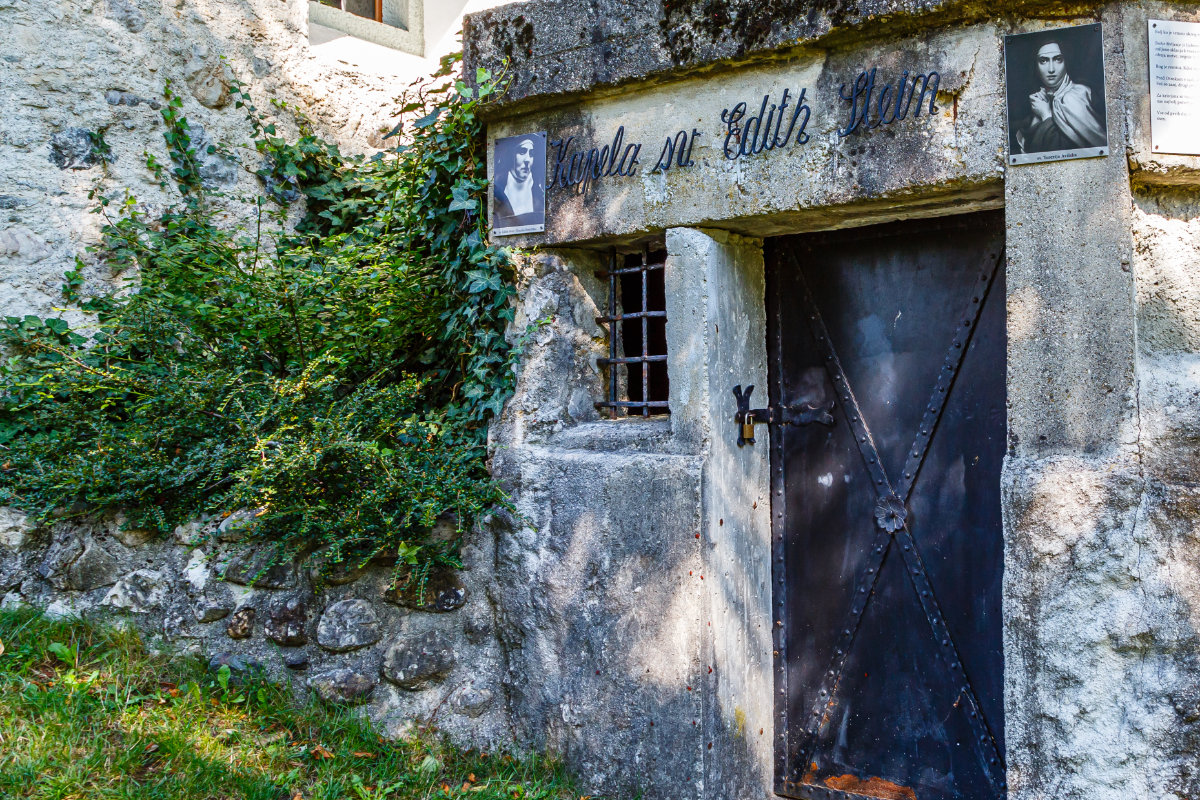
[768,212,1006,800]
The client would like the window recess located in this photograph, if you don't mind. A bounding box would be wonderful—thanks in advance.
[309,0,424,55]
[595,247,670,418]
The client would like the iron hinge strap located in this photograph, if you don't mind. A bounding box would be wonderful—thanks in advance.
[896,247,1005,502]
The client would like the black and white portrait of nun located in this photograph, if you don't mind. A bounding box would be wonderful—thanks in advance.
[1005,24,1109,165]
[492,132,546,236]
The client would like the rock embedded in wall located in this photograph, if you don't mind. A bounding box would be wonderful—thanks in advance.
[317,599,382,652]
[264,595,309,646]
[208,652,263,685]
[308,668,377,705]
[105,0,146,33]
[226,606,256,639]
[193,595,233,623]
[66,542,121,592]
[36,531,84,591]
[101,569,166,613]
[184,45,233,109]
[381,630,456,690]
[383,566,467,612]
[0,510,33,552]
[223,547,295,589]
[47,128,103,171]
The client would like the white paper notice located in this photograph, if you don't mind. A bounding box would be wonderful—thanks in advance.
[1149,19,1200,155]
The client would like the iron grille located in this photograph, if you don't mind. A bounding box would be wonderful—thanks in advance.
[595,247,670,418]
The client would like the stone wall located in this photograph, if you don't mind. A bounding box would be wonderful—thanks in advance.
[0,506,510,745]
[0,0,426,325]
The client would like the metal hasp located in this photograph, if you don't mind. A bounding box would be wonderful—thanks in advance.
[768,211,1007,800]
[732,384,834,446]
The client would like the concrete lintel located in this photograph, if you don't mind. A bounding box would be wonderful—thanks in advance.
[464,0,1108,117]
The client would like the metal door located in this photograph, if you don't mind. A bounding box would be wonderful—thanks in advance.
[767,212,1006,800]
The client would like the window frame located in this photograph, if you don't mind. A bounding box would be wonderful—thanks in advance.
[308,0,425,56]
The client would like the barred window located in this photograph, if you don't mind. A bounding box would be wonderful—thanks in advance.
[596,247,670,418]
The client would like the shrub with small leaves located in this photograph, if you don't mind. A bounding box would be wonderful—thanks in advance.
[0,55,516,581]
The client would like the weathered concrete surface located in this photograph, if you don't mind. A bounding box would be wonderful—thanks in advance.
[667,229,775,799]
[465,0,1104,115]
[487,21,1007,246]
[1001,6,1200,800]
[481,231,776,798]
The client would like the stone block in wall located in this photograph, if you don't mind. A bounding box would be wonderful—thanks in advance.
[184,47,233,110]
[317,599,381,652]
[308,668,376,706]
[381,631,456,690]
[308,554,368,586]
[36,531,83,591]
[66,542,121,592]
[0,509,33,552]
[47,129,102,171]
[226,606,255,639]
[264,595,309,646]
[223,548,295,589]
[208,653,263,686]
[383,566,466,612]
[105,0,145,33]
[101,569,166,613]
[193,595,234,623]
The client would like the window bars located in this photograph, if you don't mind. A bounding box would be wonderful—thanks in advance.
[595,247,670,418]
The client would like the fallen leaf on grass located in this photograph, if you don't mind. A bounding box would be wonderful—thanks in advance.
[0,639,5,657]
[143,743,159,754]
[352,751,376,759]
[310,745,335,760]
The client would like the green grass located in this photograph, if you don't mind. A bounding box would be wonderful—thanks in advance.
[0,609,576,800]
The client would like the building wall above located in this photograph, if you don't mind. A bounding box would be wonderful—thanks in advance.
[464,0,1089,115]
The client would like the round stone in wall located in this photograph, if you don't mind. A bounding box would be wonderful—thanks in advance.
[383,567,467,613]
[226,606,255,639]
[381,631,456,690]
[307,668,376,705]
[316,599,381,653]
[264,595,308,647]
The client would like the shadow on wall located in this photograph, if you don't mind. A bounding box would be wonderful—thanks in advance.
[1003,185,1200,800]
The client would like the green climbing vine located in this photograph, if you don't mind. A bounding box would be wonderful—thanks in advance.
[0,55,516,579]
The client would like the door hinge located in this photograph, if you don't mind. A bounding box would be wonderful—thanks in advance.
[732,384,834,447]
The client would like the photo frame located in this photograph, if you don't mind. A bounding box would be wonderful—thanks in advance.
[1004,23,1109,165]
[492,132,547,236]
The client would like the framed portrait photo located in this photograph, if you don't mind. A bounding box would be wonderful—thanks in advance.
[1004,23,1110,165]
[491,132,546,236]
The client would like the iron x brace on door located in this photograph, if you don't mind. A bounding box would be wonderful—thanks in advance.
[758,212,1007,800]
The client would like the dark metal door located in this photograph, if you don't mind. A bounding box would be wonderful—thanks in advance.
[767,212,1006,800]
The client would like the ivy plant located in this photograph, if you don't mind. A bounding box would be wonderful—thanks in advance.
[0,55,516,580]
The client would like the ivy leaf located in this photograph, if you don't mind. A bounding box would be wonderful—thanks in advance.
[412,109,442,130]
[447,184,477,213]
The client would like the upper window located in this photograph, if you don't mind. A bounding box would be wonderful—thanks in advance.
[308,0,424,55]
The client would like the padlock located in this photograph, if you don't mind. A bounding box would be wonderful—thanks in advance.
[741,410,757,445]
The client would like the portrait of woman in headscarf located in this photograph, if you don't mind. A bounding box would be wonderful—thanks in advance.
[493,133,545,233]
[1007,26,1108,160]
